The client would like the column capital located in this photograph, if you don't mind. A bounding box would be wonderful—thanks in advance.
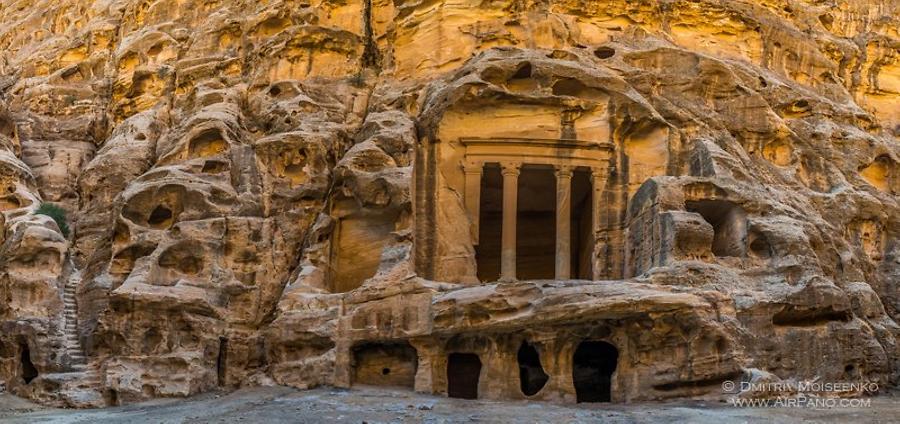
[590,166,608,179]
[554,165,574,178]
[463,162,484,175]
[500,162,521,176]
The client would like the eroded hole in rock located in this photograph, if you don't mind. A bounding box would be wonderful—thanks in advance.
[217,337,227,387]
[147,43,163,57]
[0,195,20,210]
[329,207,399,293]
[201,160,227,174]
[748,233,772,259]
[859,155,895,193]
[594,46,615,59]
[110,243,156,276]
[782,100,811,118]
[188,129,227,158]
[685,200,747,257]
[447,353,481,400]
[772,306,851,327]
[20,342,38,384]
[573,341,617,403]
[159,242,204,275]
[511,62,533,80]
[147,205,174,228]
[142,328,162,353]
[518,341,549,396]
[352,343,417,389]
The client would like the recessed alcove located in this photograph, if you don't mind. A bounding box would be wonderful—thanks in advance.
[685,200,747,257]
[352,343,417,389]
[328,206,399,293]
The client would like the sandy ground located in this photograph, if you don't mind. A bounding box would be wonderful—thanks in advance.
[1,386,897,424]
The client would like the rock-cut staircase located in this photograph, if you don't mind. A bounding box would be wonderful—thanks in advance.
[62,268,86,371]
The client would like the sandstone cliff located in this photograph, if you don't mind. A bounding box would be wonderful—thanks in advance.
[0,0,897,407]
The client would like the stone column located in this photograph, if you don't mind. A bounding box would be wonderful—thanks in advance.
[463,163,483,244]
[555,166,573,280]
[500,162,520,281]
[591,167,608,280]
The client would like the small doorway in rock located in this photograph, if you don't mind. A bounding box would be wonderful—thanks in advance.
[447,353,481,399]
[217,337,228,387]
[518,341,548,396]
[572,341,618,402]
[19,342,38,384]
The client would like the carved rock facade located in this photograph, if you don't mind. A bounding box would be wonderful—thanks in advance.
[0,0,897,407]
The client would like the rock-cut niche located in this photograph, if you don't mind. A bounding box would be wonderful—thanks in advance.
[351,343,418,389]
[685,200,747,257]
[328,205,399,293]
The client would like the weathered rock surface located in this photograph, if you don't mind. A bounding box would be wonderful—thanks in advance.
[0,0,897,408]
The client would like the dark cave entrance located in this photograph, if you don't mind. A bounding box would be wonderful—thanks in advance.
[572,341,618,402]
[217,337,228,387]
[20,342,38,384]
[518,341,549,396]
[447,353,481,399]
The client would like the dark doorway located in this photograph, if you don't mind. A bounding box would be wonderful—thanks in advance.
[217,337,228,386]
[20,342,38,384]
[447,353,481,399]
[518,342,549,396]
[571,169,593,279]
[475,165,502,282]
[572,341,618,402]
[515,167,556,280]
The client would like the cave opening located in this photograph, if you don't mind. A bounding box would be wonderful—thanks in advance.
[447,353,481,400]
[685,200,747,257]
[572,341,618,403]
[351,343,418,389]
[517,341,549,396]
[217,337,227,387]
[148,205,173,228]
[19,342,38,384]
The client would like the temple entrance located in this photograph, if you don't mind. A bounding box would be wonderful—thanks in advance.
[474,164,593,281]
[515,167,556,280]
[447,353,481,399]
[572,341,618,402]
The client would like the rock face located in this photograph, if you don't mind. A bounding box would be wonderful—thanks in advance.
[0,0,897,408]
